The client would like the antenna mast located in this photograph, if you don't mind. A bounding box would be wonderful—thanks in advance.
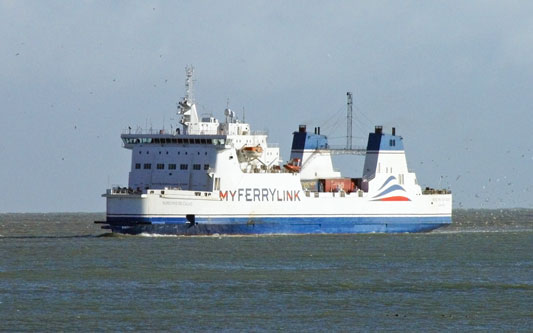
[185,65,194,103]
[346,92,353,150]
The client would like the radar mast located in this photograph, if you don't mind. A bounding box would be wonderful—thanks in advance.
[178,65,199,133]
[184,65,194,104]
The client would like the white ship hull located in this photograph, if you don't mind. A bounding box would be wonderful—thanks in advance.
[101,188,452,234]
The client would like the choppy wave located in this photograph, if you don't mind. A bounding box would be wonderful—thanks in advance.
[434,208,533,234]
[138,232,182,238]
[433,228,533,234]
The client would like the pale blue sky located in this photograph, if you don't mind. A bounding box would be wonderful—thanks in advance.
[1,1,532,212]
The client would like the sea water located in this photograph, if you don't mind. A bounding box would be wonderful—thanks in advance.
[0,210,532,331]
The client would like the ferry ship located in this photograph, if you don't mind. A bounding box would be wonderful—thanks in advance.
[96,67,452,235]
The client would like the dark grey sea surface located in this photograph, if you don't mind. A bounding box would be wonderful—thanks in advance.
[0,210,532,331]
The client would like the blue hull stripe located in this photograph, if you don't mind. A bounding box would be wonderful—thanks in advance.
[103,215,452,235]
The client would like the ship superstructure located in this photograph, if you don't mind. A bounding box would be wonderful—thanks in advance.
[97,67,452,235]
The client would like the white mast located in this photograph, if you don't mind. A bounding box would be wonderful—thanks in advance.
[178,65,199,134]
[185,65,194,103]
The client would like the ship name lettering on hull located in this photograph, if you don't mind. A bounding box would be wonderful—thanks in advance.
[219,189,301,202]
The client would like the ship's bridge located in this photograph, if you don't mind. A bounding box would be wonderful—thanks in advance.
[121,132,228,149]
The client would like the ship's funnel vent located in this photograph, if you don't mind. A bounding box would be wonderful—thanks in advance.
[375,126,383,134]
[392,127,396,136]
[299,125,306,133]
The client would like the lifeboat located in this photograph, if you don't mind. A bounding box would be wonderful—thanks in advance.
[242,145,263,154]
[240,145,263,159]
[284,158,301,173]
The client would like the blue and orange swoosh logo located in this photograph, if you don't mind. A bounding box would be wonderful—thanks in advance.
[372,176,410,201]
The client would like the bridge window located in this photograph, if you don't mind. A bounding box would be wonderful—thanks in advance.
[143,163,151,169]
[157,163,164,170]
[204,164,209,170]
[193,164,201,170]
[180,164,188,170]
[135,163,141,169]
[168,164,176,170]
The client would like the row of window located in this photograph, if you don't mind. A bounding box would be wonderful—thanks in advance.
[139,151,209,156]
[124,137,226,145]
[136,163,209,171]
